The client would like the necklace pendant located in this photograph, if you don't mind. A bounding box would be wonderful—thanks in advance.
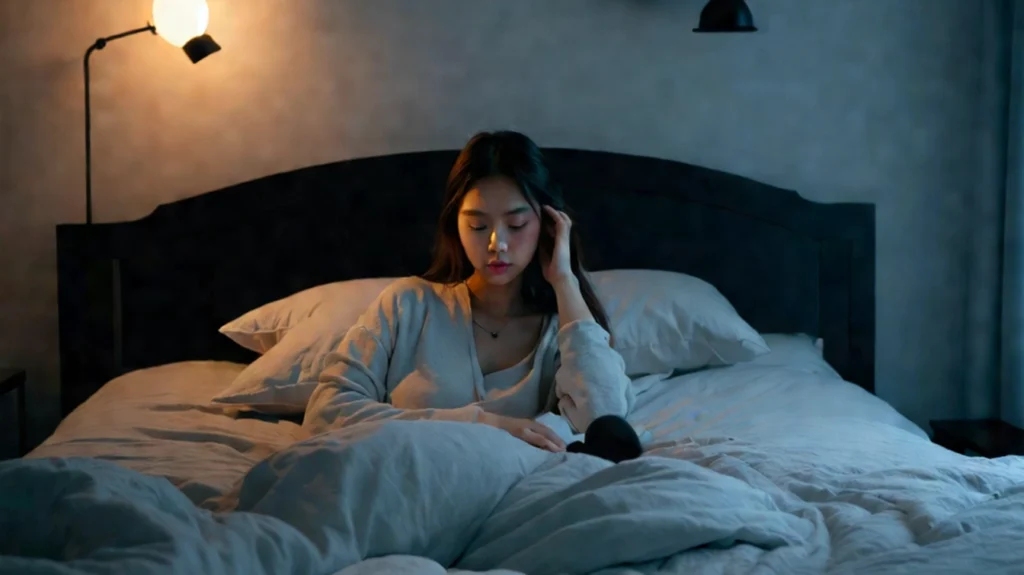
[490,331,499,339]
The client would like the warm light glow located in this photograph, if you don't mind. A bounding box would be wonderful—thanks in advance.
[152,0,210,48]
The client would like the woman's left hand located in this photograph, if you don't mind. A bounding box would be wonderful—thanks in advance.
[541,205,574,286]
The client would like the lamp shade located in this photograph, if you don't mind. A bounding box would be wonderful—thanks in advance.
[152,0,211,48]
[693,0,758,33]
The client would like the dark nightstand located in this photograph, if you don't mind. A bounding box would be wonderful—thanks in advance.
[0,368,27,457]
[930,418,1024,458]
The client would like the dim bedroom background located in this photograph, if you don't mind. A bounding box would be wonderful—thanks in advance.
[990,0,1024,429]
[1,0,1020,451]
[9,124,1024,575]
[0,1,1023,573]
[8,144,1024,572]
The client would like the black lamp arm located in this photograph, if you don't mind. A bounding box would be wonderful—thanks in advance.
[83,24,157,225]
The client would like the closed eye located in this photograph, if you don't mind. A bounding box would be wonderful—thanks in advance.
[468,217,529,232]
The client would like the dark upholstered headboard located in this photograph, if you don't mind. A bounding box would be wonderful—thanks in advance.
[56,148,875,416]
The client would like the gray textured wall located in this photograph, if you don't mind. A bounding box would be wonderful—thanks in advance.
[0,0,1006,451]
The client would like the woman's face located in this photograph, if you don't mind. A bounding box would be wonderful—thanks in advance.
[457,176,541,286]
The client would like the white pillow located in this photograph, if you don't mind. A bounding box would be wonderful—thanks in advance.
[749,333,841,379]
[211,290,397,414]
[219,277,399,354]
[212,269,768,413]
[591,269,768,375]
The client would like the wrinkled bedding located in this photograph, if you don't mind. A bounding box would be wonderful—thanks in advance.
[4,416,1024,574]
[26,361,304,504]
[6,350,1024,574]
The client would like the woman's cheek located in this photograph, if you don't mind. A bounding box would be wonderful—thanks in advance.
[458,229,483,266]
[515,235,539,261]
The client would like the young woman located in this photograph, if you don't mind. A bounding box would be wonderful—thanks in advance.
[302,131,642,462]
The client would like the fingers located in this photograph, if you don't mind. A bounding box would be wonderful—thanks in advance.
[534,423,567,450]
[489,415,566,453]
[542,206,572,244]
[542,205,572,228]
[524,423,566,452]
[523,432,563,453]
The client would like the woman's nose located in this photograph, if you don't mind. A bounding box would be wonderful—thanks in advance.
[490,227,508,252]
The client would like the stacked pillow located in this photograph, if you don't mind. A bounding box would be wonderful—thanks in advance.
[749,333,837,378]
[219,277,398,355]
[211,269,770,414]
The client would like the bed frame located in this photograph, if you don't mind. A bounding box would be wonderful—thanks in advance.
[55,148,875,417]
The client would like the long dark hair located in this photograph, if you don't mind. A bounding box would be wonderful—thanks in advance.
[422,130,612,335]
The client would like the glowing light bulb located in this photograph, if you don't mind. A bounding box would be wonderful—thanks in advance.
[152,0,210,48]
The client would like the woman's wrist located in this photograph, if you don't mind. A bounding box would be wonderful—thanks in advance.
[552,274,593,327]
[550,273,580,295]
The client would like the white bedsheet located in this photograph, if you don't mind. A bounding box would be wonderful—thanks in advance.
[27,361,303,503]
[8,354,1024,574]
[627,355,928,448]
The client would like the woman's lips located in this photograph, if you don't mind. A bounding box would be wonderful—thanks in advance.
[487,262,511,274]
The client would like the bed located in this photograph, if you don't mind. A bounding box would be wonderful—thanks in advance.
[3,148,1022,574]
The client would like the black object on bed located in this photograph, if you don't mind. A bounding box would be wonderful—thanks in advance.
[55,148,875,417]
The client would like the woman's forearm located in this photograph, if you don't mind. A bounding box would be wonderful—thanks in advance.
[550,275,634,430]
[552,275,594,328]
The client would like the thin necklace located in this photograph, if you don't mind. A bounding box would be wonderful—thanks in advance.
[472,317,509,339]
[465,282,515,338]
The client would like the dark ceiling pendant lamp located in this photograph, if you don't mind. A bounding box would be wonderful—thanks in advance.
[693,0,758,33]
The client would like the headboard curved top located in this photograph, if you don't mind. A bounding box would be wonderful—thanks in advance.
[56,148,875,415]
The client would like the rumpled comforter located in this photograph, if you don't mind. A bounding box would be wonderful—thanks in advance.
[2,418,1024,575]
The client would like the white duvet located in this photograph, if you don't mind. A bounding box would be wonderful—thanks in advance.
[4,339,1024,574]
[3,417,1024,574]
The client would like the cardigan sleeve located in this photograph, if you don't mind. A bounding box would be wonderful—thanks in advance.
[302,289,484,435]
[551,319,635,433]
